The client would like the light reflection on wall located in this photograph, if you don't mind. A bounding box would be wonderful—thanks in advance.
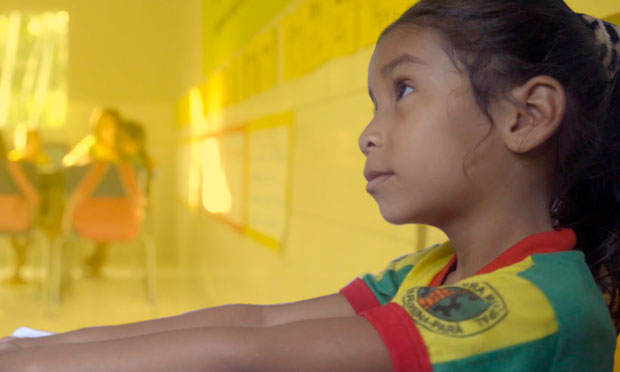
[186,88,204,209]
[187,87,232,214]
[187,159,202,209]
[189,88,204,126]
[201,137,231,214]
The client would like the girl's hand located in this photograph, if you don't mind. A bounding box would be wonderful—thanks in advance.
[0,338,22,355]
[0,350,31,372]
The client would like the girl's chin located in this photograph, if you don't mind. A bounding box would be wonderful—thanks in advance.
[378,208,416,226]
[377,201,433,226]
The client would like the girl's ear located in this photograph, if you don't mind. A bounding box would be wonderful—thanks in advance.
[497,75,566,154]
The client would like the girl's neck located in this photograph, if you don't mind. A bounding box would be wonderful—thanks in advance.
[440,195,553,286]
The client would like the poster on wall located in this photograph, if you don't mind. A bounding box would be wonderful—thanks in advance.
[246,124,291,247]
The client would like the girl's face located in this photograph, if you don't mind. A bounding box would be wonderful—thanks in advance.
[24,132,40,156]
[118,134,141,156]
[360,26,506,227]
[97,114,118,148]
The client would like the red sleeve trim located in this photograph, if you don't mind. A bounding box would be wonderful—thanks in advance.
[339,278,381,314]
[360,303,433,372]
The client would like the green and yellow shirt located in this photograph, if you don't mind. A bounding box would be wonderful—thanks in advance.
[340,228,616,372]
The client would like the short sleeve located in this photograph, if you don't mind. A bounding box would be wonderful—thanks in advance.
[340,247,439,314]
[356,273,569,372]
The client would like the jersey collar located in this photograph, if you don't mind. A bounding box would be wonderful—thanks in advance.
[430,228,577,286]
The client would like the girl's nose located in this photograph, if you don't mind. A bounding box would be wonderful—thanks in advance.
[358,125,382,157]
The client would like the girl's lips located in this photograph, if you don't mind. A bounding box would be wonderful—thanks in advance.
[366,173,393,192]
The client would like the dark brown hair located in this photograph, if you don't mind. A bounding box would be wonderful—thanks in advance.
[89,107,121,129]
[119,120,145,144]
[383,0,620,327]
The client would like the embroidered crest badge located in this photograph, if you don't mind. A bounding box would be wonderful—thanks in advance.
[402,281,509,337]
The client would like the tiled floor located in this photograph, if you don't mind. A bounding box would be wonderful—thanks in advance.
[0,268,208,336]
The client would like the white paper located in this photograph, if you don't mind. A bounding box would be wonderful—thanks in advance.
[11,327,54,338]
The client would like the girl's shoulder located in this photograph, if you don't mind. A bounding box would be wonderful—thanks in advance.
[385,241,452,272]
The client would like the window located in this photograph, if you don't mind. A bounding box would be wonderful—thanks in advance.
[0,11,68,128]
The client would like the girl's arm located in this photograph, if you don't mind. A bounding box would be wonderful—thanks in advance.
[8,293,355,349]
[0,315,392,372]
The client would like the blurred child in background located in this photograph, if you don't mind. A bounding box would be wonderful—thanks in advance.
[8,123,50,166]
[63,107,121,277]
[0,130,40,285]
[0,131,23,285]
[79,119,154,277]
[117,120,154,196]
[6,124,47,284]
[62,107,120,167]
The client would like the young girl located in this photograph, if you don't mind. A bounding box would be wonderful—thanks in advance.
[62,107,122,277]
[116,120,155,196]
[0,130,40,285]
[8,124,51,166]
[1,0,619,370]
[62,107,121,167]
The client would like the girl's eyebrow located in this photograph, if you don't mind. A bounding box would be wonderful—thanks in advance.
[381,53,427,76]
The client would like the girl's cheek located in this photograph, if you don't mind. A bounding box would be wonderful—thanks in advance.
[395,98,415,116]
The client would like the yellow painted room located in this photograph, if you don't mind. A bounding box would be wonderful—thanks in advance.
[0,0,619,370]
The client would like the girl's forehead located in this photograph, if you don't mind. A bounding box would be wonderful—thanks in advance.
[373,26,440,63]
[368,26,453,79]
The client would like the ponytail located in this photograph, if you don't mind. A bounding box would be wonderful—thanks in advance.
[551,16,620,330]
[552,68,620,330]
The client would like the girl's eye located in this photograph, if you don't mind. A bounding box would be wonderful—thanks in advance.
[396,82,414,100]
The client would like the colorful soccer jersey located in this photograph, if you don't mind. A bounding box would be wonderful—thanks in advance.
[340,228,616,371]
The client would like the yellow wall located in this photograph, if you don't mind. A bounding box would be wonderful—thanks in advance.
[176,0,437,305]
[177,0,620,307]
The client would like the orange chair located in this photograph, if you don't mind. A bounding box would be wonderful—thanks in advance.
[65,161,142,241]
[50,161,155,304]
[0,160,39,231]
[0,160,49,287]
